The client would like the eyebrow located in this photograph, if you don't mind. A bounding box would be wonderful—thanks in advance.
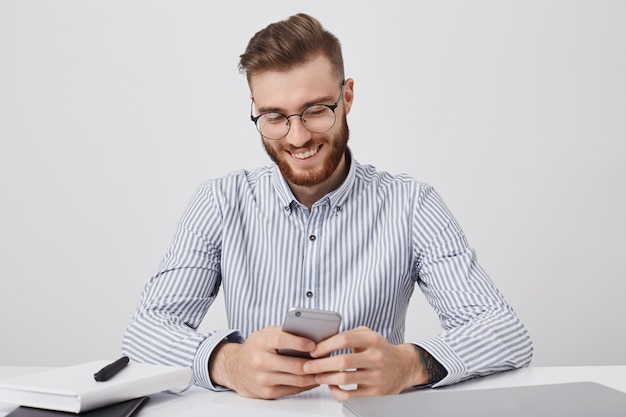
[254,93,336,114]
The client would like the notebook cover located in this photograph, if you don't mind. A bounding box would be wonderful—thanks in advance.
[0,361,191,412]
[5,396,149,417]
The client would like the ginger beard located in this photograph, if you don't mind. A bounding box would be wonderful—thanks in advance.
[262,115,349,187]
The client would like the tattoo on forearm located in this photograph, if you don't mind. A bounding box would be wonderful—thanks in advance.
[415,346,447,384]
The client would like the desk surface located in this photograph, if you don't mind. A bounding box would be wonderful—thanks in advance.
[1,366,625,417]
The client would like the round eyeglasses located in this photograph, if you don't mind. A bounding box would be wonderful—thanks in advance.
[250,83,345,140]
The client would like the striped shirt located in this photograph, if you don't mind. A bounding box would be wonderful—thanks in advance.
[122,151,533,390]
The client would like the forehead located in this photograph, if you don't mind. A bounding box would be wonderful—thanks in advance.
[249,55,339,110]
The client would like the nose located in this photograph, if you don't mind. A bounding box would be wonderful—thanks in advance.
[284,115,312,147]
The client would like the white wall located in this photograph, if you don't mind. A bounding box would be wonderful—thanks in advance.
[1,0,624,367]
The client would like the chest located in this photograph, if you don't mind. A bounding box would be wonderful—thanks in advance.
[218,199,416,337]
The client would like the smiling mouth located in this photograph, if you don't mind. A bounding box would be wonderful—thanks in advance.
[290,145,321,160]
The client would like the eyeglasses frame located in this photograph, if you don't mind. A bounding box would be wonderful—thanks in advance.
[250,81,346,140]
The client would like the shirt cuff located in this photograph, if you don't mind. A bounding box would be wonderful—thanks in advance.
[193,329,244,391]
[413,336,467,387]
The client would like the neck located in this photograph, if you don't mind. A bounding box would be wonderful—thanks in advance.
[289,153,349,210]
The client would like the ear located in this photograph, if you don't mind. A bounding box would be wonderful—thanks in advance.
[342,78,355,115]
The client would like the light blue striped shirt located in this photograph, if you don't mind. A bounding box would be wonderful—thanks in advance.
[122,151,533,390]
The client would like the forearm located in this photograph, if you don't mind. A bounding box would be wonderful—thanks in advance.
[122,307,243,390]
[208,341,240,389]
[121,258,242,389]
[414,309,533,386]
[121,310,208,367]
[391,343,447,389]
[122,268,216,366]
[411,344,447,386]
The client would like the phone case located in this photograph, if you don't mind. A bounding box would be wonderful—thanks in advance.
[278,307,342,358]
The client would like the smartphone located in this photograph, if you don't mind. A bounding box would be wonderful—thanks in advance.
[278,307,342,358]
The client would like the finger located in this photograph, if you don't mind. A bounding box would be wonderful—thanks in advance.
[311,328,374,357]
[243,382,320,400]
[303,352,363,375]
[261,350,316,377]
[314,368,361,387]
[271,330,317,354]
[269,370,320,389]
[327,383,381,401]
[245,353,319,388]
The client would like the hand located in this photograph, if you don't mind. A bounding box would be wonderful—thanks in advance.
[209,326,320,399]
[302,326,428,401]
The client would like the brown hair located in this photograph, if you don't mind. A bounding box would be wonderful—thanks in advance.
[239,13,344,83]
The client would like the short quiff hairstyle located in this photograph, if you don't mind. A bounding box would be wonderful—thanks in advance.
[238,13,344,84]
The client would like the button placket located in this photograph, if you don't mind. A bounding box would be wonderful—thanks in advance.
[302,204,326,306]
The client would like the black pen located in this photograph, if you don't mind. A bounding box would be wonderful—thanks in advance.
[94,356,129,382]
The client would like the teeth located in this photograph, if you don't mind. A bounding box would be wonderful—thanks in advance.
[292,147,318,160]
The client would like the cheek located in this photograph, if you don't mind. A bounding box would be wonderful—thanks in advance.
[262,139,285,163]
[263,138,279,150]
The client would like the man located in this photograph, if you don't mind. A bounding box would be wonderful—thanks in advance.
[122,13,533,401]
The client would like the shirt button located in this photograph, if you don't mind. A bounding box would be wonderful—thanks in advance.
[309,235,316,241]
[306,291,313,298]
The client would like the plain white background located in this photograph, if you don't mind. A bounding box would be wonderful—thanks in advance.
[1,1,624,367]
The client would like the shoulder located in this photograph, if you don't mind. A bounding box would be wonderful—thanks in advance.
[197,165,274,194]
[180,166,276,218]
[353,160,431,195]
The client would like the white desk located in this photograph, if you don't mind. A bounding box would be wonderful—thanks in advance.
[1,366,625,417]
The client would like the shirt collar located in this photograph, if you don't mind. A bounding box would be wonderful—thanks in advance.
[271,148,357,212]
